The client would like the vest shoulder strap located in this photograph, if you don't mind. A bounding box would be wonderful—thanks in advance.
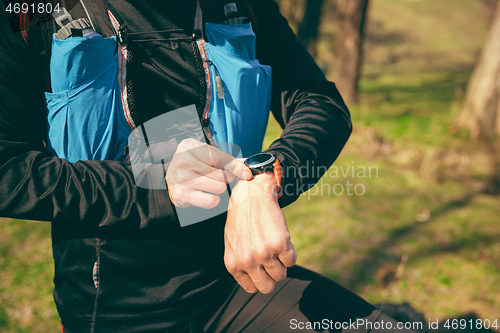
[21,0,117,92]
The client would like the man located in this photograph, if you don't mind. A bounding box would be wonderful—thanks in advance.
[0,0,413,332]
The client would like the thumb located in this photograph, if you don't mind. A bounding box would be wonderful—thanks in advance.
[224,158,252,180]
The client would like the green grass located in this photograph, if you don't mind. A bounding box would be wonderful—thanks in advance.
[0,220,58,332]
[279,150,500,320]
[1,0,499,331]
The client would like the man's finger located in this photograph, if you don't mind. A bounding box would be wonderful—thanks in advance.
[233,272,258,294]
[192,176,228,195]
[247,267,276,294]
[193,164,237,183]
[186,190,221,209]
[278,245,297,268]
[263,259,287,282]
[189,144,252,180]
[222,157,252,181]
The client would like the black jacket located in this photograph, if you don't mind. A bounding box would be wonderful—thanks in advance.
[0,0,351,331]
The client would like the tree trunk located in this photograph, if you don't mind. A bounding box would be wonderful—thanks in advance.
[456,1,500,140]
[332,0,370,105]
[298,0,325,58]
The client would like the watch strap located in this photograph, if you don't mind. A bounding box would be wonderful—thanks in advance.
[273,158,282,198]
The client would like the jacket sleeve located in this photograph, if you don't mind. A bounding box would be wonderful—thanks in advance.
[250,0,352,207]
[0,9,176,233]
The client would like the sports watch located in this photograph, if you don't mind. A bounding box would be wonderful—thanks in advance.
[244,153,283,197]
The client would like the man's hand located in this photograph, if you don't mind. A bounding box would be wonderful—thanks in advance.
[224,172,297,294]
[166,139,252,209]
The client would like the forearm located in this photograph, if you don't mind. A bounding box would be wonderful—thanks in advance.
[265,79,352,207]
[0,139,174,231]
[251,0,352,207]
[225,171,296,294]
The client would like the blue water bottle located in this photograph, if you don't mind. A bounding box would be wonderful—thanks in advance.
[53,7,102,39]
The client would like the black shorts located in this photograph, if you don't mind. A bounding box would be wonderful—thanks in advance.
[63,266,415,333]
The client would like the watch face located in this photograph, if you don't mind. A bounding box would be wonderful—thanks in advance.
[244,153,275,168]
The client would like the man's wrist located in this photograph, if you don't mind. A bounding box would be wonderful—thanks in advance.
[244,153,282,198]
[249,172,280,200]
[229,171,278,206]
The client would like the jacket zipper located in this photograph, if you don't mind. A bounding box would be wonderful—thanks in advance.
[193,36,217,147]
[108,11,136,131]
